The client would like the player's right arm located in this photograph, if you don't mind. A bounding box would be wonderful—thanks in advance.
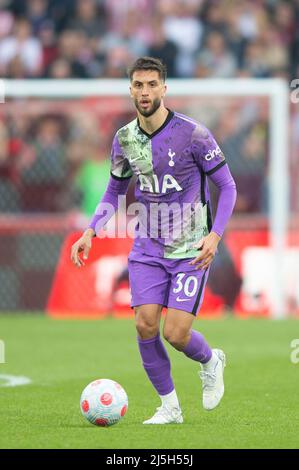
[71,228,95,268]
[70,133,132,267]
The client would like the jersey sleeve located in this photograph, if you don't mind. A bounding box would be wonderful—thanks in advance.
[191,123,226,175]
[110,133,133,180]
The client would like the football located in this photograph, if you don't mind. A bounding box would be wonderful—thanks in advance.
[80,379,128,427]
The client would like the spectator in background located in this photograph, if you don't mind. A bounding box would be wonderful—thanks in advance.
[237,123,267,213]
[48,57,72,78]
[103,45,135,78]
[5,112,32,184]
[208,237,242,314]
[231,0,265,42]
[67,0,106,39]
[100,9,147,68]
[26,0,50,36]
[200,1,228,38]
[48,0,75,33]
[0,8,14,39]
[222,120,267,214]
[5,54,28,78]
[38,20,57,73]
[195,31,237,78]
[66,106,112,215]
[159,0,203,77]
[2,0,27,17]
[273,1,296,48]
[52,29,89,78]
[225,9,248,69]
[0,18,42,77]
[104,0,154,34]
[212,102,266,214]
[259,25,289,76]
[20,116,68,211]
[147,15,178,77]
[241,39,270,78]
[68,138,110,217]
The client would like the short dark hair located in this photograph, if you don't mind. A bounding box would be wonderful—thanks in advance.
[127,57,167,82]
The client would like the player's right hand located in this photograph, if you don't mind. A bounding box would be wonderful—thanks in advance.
[71,229,95,268]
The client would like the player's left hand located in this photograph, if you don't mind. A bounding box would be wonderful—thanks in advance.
[189,231,221,270]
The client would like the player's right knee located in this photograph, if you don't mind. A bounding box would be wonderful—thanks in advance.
[136,322,159,339]
[135,316,159,340]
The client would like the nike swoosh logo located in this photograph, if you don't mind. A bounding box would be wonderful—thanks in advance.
[176,297,190,302]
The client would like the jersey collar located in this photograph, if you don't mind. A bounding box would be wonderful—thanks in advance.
[137,109,174,139]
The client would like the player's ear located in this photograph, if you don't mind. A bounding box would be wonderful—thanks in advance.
[129,86,133,98]
[162,84,167,98]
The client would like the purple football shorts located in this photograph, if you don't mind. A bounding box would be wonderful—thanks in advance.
[128,251,210,316]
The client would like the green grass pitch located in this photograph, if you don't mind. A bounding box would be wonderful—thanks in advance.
[0,314,298,449]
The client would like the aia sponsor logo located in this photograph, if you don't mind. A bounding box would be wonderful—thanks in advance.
[139,173,182,194]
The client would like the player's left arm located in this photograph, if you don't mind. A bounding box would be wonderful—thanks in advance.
[190,125,237,270]
[189,164,237,270]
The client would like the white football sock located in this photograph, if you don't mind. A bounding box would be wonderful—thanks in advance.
[159,389,180,409]
[202,350,218,371]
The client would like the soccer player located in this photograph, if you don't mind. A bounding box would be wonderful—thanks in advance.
[71,57,237,424]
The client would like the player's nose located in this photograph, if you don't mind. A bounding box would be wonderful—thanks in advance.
[141,86,150,95]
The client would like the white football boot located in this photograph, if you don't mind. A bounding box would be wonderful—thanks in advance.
[199,349,226,411]
[143,405,183,424]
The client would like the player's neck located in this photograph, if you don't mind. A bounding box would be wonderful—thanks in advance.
[137,105,169,136]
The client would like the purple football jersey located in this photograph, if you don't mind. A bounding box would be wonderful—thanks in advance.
[110,110,226,259]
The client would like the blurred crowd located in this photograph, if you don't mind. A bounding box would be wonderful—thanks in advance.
[0,0,298,79]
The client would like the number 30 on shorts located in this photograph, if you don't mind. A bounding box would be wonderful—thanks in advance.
[173,273,198,298]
